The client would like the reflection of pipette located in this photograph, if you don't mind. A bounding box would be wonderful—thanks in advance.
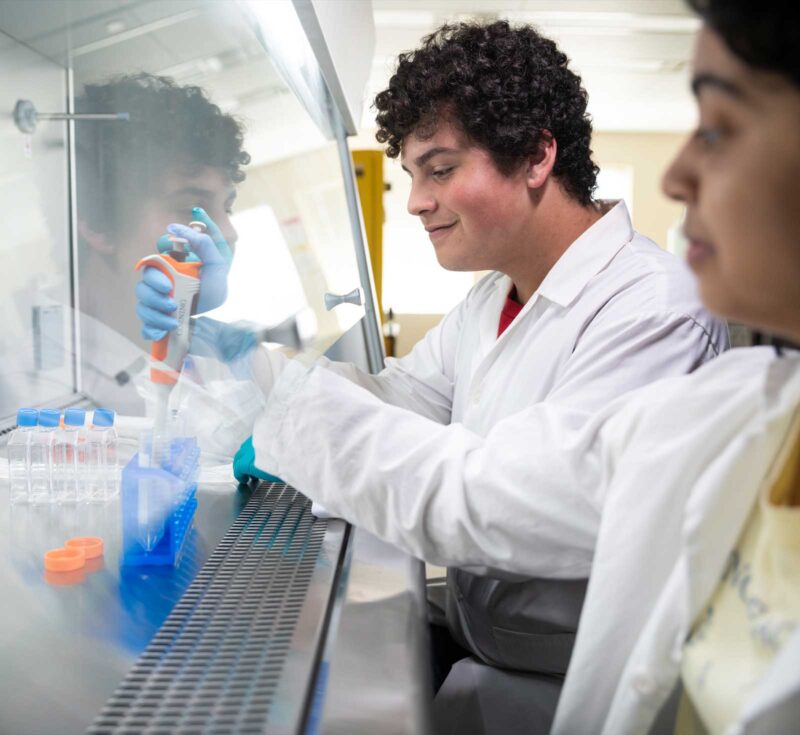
[134,221,205,551]
[135,431,169,552]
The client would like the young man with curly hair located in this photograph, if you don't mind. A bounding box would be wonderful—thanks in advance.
[138,20,728,734]
[364,21,728,733]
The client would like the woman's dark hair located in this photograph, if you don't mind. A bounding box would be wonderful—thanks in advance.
[687,0,800,87]
[76,73,250,235]
[374,20,598,205]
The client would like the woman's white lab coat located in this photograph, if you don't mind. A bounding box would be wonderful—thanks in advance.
[253,346,800,733]
[551,347,800,735]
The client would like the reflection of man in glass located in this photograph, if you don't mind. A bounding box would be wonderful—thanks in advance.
[75,73,249,412]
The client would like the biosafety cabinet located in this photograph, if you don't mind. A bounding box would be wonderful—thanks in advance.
[0,1,431,733]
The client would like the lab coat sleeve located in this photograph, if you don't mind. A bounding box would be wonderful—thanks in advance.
[322,300,466,423]
[251,294,468,425]
[252,358,628,579]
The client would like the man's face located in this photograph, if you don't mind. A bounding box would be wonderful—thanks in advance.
[83,165,238,345]
[124,165,238,271]
[662,26,800,340]
[401,121,533,273]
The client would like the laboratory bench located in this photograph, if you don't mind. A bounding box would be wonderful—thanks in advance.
[0,464,432,734]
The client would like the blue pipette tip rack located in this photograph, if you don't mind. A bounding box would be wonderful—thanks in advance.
[121,437,199,567]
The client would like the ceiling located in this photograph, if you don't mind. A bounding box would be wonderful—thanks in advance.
[0,0,702,147]
[0,0,327,166]
[366,0,701,132]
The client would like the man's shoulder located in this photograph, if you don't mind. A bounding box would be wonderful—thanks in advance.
[613,231,691,280]
[592,231,710,317]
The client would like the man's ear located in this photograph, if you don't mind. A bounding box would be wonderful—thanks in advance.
[526,131,557,190]
[78,219,114,255]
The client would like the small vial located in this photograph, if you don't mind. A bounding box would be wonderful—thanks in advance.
[8,408,38,504]
[30,409,59,504]
[86,408,116,502]
[103,410,119,498]
[53,408,85,504]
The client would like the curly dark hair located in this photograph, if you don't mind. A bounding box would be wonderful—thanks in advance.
[687,0,800,87]
[374,20,598,205]
[76,73,250,235]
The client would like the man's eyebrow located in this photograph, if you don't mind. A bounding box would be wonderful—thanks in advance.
[691,72,743,99]
[401,146,460,173]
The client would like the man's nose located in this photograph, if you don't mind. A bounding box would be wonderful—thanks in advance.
[220,216,238,253]
[407,181,436,217]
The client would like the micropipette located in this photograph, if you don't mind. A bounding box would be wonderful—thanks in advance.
[134,221,205,550]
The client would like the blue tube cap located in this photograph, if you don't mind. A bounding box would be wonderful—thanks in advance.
[93,408,115,427]
[64,408,86,427]
[16,408,38,427]
[38,409,60,428]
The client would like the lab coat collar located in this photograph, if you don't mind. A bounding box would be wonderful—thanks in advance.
[479,200,634,353]
[536,199,633,309]
[481,273,516,344]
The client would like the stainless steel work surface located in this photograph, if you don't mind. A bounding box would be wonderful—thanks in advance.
[0,472,432,735]
[89,483,346,735]
[0,481,244,734]
[0,474,343,735]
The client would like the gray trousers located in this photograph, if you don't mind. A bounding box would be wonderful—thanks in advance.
[429,570,588,735]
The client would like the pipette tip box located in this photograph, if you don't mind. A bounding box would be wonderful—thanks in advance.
[121,437,199,567]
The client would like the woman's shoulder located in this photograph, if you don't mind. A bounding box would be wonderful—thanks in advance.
[608,346,797,440]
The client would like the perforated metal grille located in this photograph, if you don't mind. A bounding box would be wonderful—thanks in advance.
[89,484,337,734]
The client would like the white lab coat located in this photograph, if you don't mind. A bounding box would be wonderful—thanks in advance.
[256,346,799,734]
[79,311,148,414]
[252,202,727,575]
[550,347,800,735]
[303,202,726,440]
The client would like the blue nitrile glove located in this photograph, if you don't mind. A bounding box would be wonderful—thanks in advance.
[191,316,260,363]
[155,207,234,263]
[233,435,283,485]
[136,208,232,341]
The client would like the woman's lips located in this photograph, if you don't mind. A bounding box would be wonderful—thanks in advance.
[686,239,715,267]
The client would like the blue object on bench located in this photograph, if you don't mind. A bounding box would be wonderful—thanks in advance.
[121,437,199,567]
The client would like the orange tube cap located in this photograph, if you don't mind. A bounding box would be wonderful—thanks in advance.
[44,547,86,572]
[65,536,104,559]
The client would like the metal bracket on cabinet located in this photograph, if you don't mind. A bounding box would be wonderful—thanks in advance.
[13,99,129,134]
[324,288,363,311]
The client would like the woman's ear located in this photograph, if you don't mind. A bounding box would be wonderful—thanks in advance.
[526,131,557,190]
[78,219,114,255]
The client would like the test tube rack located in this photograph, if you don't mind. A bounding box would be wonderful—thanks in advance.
[121,437,199,567]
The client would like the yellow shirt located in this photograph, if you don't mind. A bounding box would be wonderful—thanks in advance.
[678,411,800,735]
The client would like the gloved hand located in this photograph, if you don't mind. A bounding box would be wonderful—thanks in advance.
[233,435,283,485]
[136,207,232,341]
[157,207,234,263]
[191,316,261,363]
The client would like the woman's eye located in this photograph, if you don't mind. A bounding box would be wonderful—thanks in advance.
[695,127,723,147]
[432,167,453,179]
